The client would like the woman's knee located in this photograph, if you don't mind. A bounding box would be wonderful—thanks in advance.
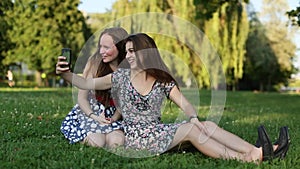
[202,121,219,135]
[203,121,218,129]
[183,123,203,140]
[84,133,106,147]
[106,130,124,148]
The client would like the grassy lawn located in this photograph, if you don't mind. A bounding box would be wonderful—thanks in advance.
[0,87,299,169]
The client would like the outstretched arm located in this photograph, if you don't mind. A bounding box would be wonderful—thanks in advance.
[60,72,111,90]
[56,56,112,90]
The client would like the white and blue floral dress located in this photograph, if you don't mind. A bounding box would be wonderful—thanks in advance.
[60,90,122,144]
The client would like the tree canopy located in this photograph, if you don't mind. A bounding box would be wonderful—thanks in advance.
[286,1,300,26]
[2,0,91,86]
[0,0,297,90]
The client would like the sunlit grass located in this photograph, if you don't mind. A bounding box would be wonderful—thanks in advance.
[1,88,299,168]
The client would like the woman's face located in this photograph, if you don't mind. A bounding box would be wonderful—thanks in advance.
[99,34,119,63]
[125,41,138,69]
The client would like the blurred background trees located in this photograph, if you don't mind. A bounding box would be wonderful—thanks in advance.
[241,0,297,91]
[1,0,91,86]
[287,1,300,26]
[0,0,13,78]
[0,0,298,92]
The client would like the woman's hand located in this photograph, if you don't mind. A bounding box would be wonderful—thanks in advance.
[92,113,111,124]
[56,56,70,75]
[190,118,209,135]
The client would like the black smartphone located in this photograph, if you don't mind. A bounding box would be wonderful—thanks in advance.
[61,48,72,69]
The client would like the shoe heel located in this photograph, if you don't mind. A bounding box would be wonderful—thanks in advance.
[278,143,289,159]
[258,125,274,161]
[274,126,290,160]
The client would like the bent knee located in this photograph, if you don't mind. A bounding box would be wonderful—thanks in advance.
[84,133,106,147]
[106,130,124,148]
[203,121,217,128]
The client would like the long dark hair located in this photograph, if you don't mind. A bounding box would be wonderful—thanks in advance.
[85,27,128,106]
[125,33,176,84]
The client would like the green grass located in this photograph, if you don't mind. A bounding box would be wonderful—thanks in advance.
[1,88,299,169]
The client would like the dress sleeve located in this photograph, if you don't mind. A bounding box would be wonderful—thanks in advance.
[111,68,126,89]
[111,69,124,100]
[164,81,176,98]
[111,69,120,89]
[111,69,123,107]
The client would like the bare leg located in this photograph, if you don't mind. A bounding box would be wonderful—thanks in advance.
[201,121,254,153]
[202,121,278,153]
[168,123,262,163]
[83,133,106,147]
[106,130,124,148]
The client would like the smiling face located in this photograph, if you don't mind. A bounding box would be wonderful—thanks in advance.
[99,33,119,64]
[125,41,139,69]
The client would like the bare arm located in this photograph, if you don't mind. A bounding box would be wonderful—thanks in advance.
[79,89,112,123]
[60,72,111,90]
[110,109,122,122]
[56,56,112,90]
[169,86,208,133]
[169,86,197,119]
[77,67,93,116]
[77,88,92,115]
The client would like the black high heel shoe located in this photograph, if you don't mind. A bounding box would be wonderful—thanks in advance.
[274,126,290,159]
[255,126,290,160]
[257,125,274,161]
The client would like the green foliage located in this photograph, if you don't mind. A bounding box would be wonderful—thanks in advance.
[3,0,91,85]
[286,1,300,26]
[1,88,299,168]
[193,0,249,29]
[110,0,249,89]
[289,78,300,87]
[261,0,296,73]
[242,0,297,91]
[243,11,278,91]
[0,0,13,74]
[1,0,296,90]
[205,2,249,90]
[87,13,113,33]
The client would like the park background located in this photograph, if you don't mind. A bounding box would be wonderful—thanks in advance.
[1,0,300,91]
[1,0,300,168]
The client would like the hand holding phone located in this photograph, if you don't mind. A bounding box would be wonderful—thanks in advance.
[61,48,72,69]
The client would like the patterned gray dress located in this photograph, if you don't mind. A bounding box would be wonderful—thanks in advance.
[112,69,184,154]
